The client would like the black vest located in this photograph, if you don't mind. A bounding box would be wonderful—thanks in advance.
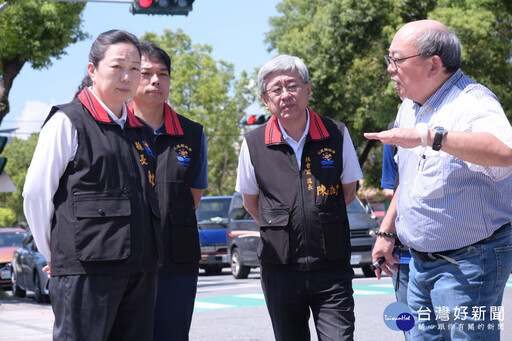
[152,104,203,274]
[48,88,160,276]
[245,108,351,270]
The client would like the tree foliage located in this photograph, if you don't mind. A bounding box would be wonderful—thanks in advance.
[0,0,87,123]
[265,0,512,188]
[0,207,16,227]
[0,134,38,223]
[140,30,256,196]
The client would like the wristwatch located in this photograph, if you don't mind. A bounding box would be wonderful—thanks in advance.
[432,126,447,151]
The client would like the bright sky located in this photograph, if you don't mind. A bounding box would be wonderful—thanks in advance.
[1,0,280,138]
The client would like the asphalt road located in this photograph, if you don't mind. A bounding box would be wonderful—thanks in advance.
[1,268,511,341]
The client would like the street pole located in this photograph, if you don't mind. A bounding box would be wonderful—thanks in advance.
[0,0,133,15]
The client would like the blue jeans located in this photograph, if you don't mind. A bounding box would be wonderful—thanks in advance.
[391,263,411,341]
[153,273,198,341]
[408,224,512,341]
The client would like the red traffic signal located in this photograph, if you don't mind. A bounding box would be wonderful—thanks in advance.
[131,0,194,15]
[139,0,152,7]
[244,114,270,126]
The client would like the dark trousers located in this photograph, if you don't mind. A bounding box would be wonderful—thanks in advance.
[153,273,198,341]
[50,272,157,341]
[261,262,355,341]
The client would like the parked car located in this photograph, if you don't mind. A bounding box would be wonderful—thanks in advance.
[11,230,50,303]
[226,192,380,279]
[196,196,232,275]
[0,227,26,289]
[226,193,260,279]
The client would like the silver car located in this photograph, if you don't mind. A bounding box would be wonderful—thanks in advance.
[11,231,50,303]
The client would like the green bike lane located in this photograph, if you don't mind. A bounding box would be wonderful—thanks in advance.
[193,279,512,313]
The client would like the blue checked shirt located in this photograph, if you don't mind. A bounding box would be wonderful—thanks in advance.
[394,69,512,252]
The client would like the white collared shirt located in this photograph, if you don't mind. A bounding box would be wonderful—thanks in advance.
[395,70,512,252]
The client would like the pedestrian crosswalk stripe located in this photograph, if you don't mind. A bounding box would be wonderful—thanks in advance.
[236,293,265,300]
[370,283,394,288]
[353,284,395,297]
[354,290,389,296]
[194,302,236,310]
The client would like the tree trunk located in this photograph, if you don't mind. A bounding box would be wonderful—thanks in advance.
[0,56,26,124]
[358,138,377,169]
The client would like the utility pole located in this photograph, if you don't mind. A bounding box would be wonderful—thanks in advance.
[0,0,132,15]
[0,0,194,15]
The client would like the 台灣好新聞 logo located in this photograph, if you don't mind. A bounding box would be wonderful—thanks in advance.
[383,302,415,332]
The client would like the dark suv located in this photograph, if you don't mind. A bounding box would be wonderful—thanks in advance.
[196,196,232,275]
[226,192,380,278]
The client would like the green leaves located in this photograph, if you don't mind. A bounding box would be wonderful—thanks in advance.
[0,134,39,223]
[265,0,512,188]
[141,30,256,195]
[0,1,87,69]
[0,1,87,124]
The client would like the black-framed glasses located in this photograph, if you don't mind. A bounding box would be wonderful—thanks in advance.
[384,53,429,70]
[263,81,307,97]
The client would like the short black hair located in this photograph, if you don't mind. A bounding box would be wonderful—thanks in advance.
[139,41,171,75]
[74,30,141,99]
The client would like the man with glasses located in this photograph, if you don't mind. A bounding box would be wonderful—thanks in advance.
[365,20,512,340]
[236,54,362,340]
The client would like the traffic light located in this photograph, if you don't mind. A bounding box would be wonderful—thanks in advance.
[0,136,7,174]
[242,114,271,126]
[131,0,194,15]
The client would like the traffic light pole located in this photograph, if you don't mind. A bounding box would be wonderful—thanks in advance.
[0,0,193,15]
[0,0,132,15]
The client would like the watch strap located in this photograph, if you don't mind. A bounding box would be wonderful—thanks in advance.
[432,128,446,151]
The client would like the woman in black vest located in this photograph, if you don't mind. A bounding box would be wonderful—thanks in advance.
[23,30,160,341]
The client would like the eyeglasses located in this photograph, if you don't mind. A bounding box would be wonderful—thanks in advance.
[263,82,307,97]
[384,53,429,70]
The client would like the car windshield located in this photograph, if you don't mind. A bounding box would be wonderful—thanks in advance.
[346,199,366,214]
[196,198,232,225]
[0,231,25,247]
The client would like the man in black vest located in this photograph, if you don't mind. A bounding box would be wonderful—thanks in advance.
[130,42,208,341]
[236,55,363,341]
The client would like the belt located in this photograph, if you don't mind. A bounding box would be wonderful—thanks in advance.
[410,248,459,264]
[411,222,511,265]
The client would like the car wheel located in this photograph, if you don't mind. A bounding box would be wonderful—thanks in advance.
[231,247,250,279]
[204,265,223,276]
[362,265,377,278]
[11,270,26,298]
[33,272,44,303]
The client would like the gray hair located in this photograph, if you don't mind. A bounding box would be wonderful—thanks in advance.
[258,54,309,94]
[415,28,461,74]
